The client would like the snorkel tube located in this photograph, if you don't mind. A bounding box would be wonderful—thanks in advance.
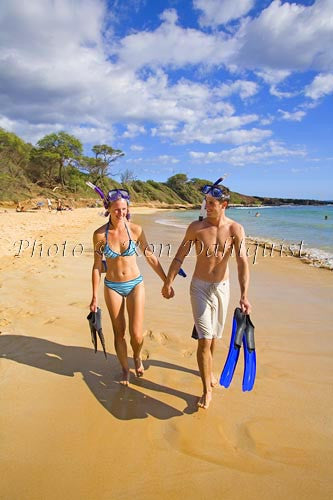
[86,181,108,209]
[199,177,224,221]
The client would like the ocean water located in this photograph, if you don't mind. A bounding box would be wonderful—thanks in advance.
[155,205,333,269]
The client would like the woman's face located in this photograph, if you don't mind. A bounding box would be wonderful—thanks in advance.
[108,198,128,221]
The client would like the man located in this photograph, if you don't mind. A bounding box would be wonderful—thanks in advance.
[162,184,251,409]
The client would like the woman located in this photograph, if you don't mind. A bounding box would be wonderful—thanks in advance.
[90,188,172,386]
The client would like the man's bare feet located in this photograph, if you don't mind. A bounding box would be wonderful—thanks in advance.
[197,391,212,409]
[134,357,144,377]
[211,374,218,387]
[120,369,130,386]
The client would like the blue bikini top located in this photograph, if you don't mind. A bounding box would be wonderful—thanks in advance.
[103,221,136,259]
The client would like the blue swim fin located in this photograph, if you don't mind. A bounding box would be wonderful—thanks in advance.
[220,308,247,388]
[242,315,256,391]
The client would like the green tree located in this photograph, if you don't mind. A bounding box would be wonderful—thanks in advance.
[91,144,124,182]
[0,128,31,177]
[28,148,59,186]
[166,173,188,191]
[36,131,83,186]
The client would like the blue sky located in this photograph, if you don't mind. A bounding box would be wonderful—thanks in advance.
[0,0,332,199]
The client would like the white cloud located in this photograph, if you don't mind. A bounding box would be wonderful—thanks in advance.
[156,155,179,164]
[269,86,298,99]
[122,124,146,138]
[256,69,291,85]
[126,157,144,164]
[193,0,254,27]
[190,140,306,166]
[0,0,332,161]
[215,80,258,100]
[130,145,144,151]
[113,9,235,70]
[278,109,306,122]
[112,1,333,77]
[260,116,274,126]
[235,0,333,72]
[0,115,115,146]
[305,73,333,100]
[152,113,271,145]
[125,154,179,165]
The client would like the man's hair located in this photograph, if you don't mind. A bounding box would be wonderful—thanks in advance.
[217,186,230,206]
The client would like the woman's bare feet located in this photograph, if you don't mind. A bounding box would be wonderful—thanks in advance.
[197,391,212,409]
[120,369,130,386]
[134,357,144,377]
[211,374,218,387]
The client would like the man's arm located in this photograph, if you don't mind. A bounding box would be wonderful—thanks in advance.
[162,223,196,299]
[233,223,251,314]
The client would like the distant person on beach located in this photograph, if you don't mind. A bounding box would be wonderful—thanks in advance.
[90,188,173,385]
[56,200,63,213]
[47,198,52,212]
[162,184,251,409]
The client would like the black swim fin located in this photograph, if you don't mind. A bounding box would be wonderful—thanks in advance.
[87,307,107,358]
[191,324,199,339]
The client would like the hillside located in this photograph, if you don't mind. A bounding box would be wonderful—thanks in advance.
[0,128,331,208]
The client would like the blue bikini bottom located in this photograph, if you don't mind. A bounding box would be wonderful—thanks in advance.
[104,275,143,297]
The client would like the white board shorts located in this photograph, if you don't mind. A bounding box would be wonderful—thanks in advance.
[190,277,230,340]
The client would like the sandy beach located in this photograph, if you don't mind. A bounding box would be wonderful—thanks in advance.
[0,207,332,499]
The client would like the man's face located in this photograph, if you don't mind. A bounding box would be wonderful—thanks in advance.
[205,195,226,217]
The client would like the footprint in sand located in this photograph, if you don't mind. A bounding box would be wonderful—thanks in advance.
[182,349,194,358]
[141,349,150,360]
[144,329,154,341]
[238,417,319,466]
[18,309,40,318]
[69,301,87,308]
[0,318,11,327]
[44,316,60,324]
[158,332,168,345]
[53,274,65,279]
[261,363,289,379]
[144,330,168,345]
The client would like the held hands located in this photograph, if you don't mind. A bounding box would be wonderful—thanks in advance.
[162,282,175,299]
[240,297,251,315]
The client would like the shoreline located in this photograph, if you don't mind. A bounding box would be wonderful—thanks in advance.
[154,214,333,272]
[1,206,332,271]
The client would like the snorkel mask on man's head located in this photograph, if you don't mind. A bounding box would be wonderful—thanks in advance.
[86,182,131,219]
[200,184,230,201]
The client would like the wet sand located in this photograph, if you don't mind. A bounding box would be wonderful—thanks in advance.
[0,208,332,499]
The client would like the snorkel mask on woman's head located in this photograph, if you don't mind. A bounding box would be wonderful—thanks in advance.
[105,189,130,204]
[86,182,131,218]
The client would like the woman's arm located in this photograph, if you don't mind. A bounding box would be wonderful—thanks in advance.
[137,228,170,283]
[90,230,104,312]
